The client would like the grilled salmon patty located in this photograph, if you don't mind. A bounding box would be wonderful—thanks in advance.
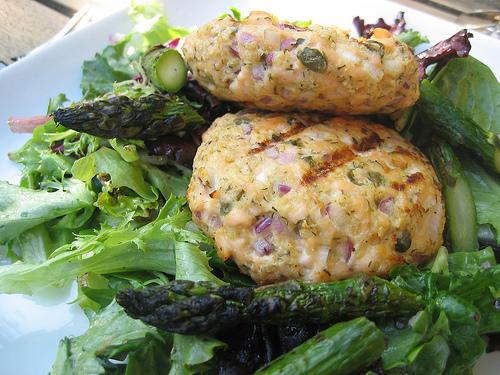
[182,11,419,114]
[187,112,444,284]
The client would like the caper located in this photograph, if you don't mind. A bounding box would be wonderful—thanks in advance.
[297,47,328,73]
[395,230,412,252]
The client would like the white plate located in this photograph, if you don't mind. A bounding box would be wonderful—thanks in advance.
[0,1,498,374]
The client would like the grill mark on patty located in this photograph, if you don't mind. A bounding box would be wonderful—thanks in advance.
[248,119,306,154]
[302,148,356,184]
[301,132,384,184]
[352,131,382,152]
[407,172,424,184]
[391,172,425,191]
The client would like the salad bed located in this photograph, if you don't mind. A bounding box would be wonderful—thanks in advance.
[0,1,499,374]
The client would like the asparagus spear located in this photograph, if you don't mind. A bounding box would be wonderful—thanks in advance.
[254,317,384,375]
[142,46,187,93]
[115,275,423,335]
[427,140,478,252]
[53,94,204,139]
[418,80,500,174]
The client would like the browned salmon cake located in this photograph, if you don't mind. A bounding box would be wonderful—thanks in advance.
[187,112,444,284]
[182,11,419,114]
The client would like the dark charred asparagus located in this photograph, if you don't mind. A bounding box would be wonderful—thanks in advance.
[53,93,204,139]
[115,275,423,335]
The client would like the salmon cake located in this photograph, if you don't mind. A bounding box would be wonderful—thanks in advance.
[187,112,444,284]
[182,11,419,114]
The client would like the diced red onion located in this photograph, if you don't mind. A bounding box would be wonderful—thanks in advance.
[325,203,333,218]
[280,38,296,51]
[265,146,279,159]
[229,46,240,58]
[209,215,222,230]
[255,216,272,233]
[378,197,394,215]
[8,115,51,133]
[165,37,180,49]
[265,52,274,65]
[239,32,256,44]
[243,122,253,135]
[343,239,354,262]
[252,65,265,81]
[271,214,285,233]
[278,150,296,164]
[277,184,291,195]
[187,71,194,81]
[253,238,273,255]
[194,210,202,219]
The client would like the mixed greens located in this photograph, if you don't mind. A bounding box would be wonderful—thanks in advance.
[0,1,499,374]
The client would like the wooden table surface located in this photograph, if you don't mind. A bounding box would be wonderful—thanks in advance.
[0,0,125,67]
[0,0,498,69]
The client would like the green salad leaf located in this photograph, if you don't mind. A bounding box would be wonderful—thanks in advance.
[51,301,169,375]
[0,179,94,243]
[169,232,226,374]
[81,0,189,99]
[72,147,157,200]
[9,120,75,189]
[382,248,497,373]
[396,30,429,49]
[0,196,188,294]
[433,56,500,133]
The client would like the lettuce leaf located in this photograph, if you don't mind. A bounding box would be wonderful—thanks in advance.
[9,120,75,189]
[0,196,189,294]
[383,248,497,373]
[51,301,169,375]
[396,30,429,49]
[72,147,157,200]
[81,0,189,99]
[169,234,226,374]
[0,179,94,243]
[433,56,500,133]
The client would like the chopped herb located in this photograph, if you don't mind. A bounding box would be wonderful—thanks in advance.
[235,190,244,201]
[293,20,312,28]
[219,6,242,21]
[367,171,385,187]
[287,139,304,147]
[220,202,232,215]
[361,40,385,57]
[302,155,315,166]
